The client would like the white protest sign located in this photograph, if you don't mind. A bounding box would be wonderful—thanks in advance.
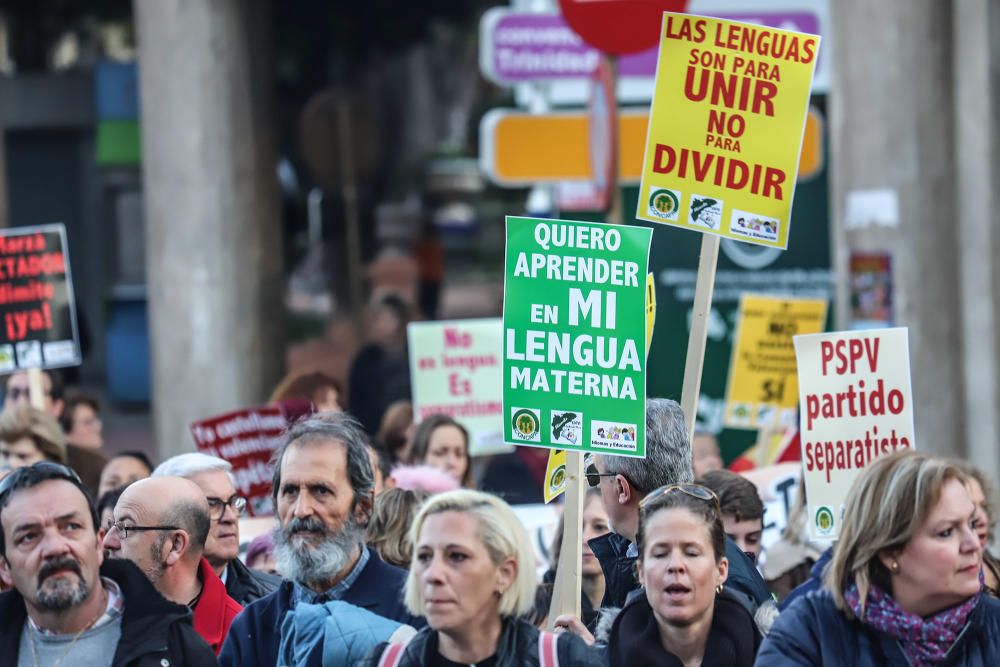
[794,327,914,540]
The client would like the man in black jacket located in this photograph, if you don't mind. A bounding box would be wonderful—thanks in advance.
[152,452,279,606]
[0,461,217,666]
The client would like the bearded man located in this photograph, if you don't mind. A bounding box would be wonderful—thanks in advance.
[220,414,421,667]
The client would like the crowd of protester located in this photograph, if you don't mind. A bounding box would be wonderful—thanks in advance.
[1,358,1000,666]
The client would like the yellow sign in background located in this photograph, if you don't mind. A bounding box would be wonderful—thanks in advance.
[724,294,827,429]
[636,13,820,248]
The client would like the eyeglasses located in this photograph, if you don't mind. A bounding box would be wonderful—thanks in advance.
[109,521,180,541]
[206,495,247,520]
[0,461,80,500]
[639,483,721,513]
[584,456,643,493]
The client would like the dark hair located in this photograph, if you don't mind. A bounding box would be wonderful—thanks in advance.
[269,371,343,407]
[376,400,413,461]
[526,582,554,627]
[406,414,471,487]
[0,462,97,554]
[96,485,128,521]
[108,450,155,475]
[636,488,726,563]
[698,469,765,524]
[59,393,101,434]
[3,369,65,403]
[376,294,411,328]
[271,413,374,514]
[368,442,393,484]
[163,499,211,551]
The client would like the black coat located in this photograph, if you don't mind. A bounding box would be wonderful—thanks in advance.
[224,557,280,607]
[361,617,604,667]
[0,558,217,667]
[608,590,760,667]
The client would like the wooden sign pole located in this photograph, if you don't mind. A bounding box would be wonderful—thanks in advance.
[679,234,721,442]
[27,367,46,410]
[547,449,584,628]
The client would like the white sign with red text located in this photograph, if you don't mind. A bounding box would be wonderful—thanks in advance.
[794,327,914,540]
[408,318,511,456]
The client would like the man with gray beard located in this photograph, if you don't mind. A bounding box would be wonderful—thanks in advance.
[0,462,216,666]
[221,414,422,667]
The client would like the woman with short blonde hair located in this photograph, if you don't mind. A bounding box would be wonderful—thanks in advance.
[0,405,66,469]
[759,450,1000,665]
[362,490,601,666]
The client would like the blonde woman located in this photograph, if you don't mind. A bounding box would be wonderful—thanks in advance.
[758,450,1000,666]
[366,488,429,568]
[362,490,601,666]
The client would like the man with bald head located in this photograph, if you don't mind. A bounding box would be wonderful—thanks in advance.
[104,476,242,654]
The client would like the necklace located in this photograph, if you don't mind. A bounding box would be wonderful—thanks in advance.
[29,590,109,667]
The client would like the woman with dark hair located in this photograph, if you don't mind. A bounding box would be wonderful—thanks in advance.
[759,450,1000,665]
[603,482,760,667]
[406,414,472,488]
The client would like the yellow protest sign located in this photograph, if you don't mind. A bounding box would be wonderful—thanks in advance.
[636,14,820,249]
[543,448,567,503]
[724,294,826,429]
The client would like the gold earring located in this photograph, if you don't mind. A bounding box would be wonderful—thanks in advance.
[715,584,724,595]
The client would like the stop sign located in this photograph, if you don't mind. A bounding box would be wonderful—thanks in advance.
[558,0,689,56]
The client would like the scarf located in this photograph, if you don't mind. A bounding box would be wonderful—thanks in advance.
[844,581,979,666]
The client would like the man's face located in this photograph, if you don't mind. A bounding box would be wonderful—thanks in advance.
[722,514,764,563]
[274,440,371,587]
[101,488,167,584]
[0,479,102,613]
[187,470,240,568]
[4,372,60,418]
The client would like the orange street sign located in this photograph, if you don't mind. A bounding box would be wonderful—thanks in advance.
[480,107,824,186]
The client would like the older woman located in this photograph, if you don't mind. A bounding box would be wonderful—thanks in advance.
[362,490,601,666]
[406,415,473,488]
[604,483,760,667]
[758,450,1000,666]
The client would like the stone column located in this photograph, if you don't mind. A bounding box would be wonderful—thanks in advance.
[829,1,965,457]
[134,0,284,458]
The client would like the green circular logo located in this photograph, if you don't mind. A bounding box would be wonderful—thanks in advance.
[512,409,539,439]
[815,506,834,535]
[649,189,680,219]
[550,466,566,489]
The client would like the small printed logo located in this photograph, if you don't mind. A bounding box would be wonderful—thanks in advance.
[730,209,780,242]
[550,410,582,446]
[511,407,541,443]
[43,340,78,365]
[755,404,777,427]
[590,420,638,452]
[689,195,723,229]
[647,187,682,221]
[815,506,835,536]
[0,345,14,372]
[727,402,752,427]
[549,465,566,492]
[14,341,41,369]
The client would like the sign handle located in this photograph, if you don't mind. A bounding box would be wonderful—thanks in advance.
[755,411,780,467]
[680,234,721,441]
[604,55,622,226]
[27,367,46,410]
[547,449,584,629]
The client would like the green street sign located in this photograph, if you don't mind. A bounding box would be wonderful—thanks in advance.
[502,216,652,457]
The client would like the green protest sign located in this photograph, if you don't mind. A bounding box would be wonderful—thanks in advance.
[502,216,652,457]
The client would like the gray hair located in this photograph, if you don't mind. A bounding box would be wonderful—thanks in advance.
[153,452,233,481]
[270,413,374,510]
[596,398,692,495]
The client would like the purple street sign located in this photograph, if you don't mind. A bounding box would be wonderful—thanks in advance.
[481,8,822,84]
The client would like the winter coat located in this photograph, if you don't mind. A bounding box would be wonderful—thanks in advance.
[192,557,243,655]
[0,558,218,667]
[360,617,604,667]
[607,589,760,667]
[757,589,1000,666]
[278,600,413,666]
[779,546,832,611]
[224,556,280,607]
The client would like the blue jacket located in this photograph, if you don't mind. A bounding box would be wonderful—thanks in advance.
[780,546,832,611]
[220,547,422,667]
[757,589,1000,666]
[279,600,407,666]
[589,532,773,614]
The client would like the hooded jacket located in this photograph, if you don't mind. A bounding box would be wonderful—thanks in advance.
[757,588,1000,666]
[224,556,280,607]
[0,558,217,667]
[278,599,414,666]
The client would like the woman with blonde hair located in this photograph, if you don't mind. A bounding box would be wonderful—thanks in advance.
[0,405,67,468]
[362,489,601,666]
[758,450,1000,666]
[366,488,429,568]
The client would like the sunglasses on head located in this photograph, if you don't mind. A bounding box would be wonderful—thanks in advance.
[0,461,81,500]
[639,483,721,513]
[584,456,643,493]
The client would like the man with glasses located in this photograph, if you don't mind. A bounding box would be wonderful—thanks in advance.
[583,398,772,615]
[103,475,242,654]
[154,452,279,605]
[0,461,217,665]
